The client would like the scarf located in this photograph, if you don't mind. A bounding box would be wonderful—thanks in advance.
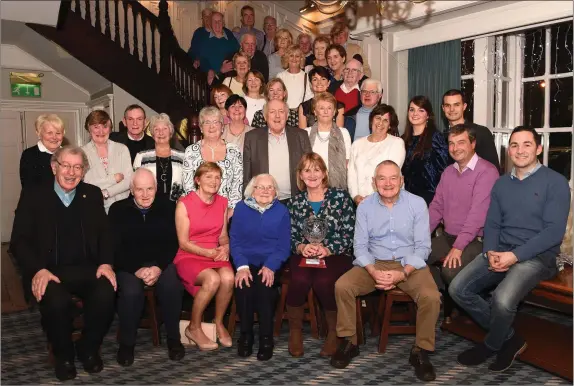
[244,197,275,214]
[308,122,347,190]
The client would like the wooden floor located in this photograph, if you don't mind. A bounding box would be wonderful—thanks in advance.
[1,243,29,314]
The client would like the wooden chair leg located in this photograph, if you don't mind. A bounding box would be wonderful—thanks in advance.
[355,298,365,345]
[273,282,289,337]
[145,290,160,347]
[228,297,237,338]
[308,289,319,339]
[378,295,394,354]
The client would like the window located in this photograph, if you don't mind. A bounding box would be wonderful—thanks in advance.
[460,40,475,122]
[462,21,573,181]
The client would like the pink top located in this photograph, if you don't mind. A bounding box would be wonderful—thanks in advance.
[174,191,228,264]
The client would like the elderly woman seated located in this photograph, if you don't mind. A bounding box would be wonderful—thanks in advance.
[108,168,185,367]
[175,162,234,351]
[230,174,290,361]
[286,152,356,358]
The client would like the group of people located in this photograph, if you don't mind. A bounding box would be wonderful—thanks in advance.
[12,10,571,384]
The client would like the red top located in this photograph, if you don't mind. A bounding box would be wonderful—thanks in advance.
[174,191,228,264]
[334,87,360,113]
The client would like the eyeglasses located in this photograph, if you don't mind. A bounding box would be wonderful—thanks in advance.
[202,120,222,126]
[343,68,361,74]
[56,160,84,173]
[361,90,379,96]
[254,185,275,191]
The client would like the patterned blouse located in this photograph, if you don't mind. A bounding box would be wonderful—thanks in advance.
[287,187,356,256]
[251,108,299,129]
[182,141,244,209]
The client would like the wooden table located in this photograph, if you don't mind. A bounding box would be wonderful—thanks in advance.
[442,266,573,381]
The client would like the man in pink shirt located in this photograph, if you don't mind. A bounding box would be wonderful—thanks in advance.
[428,124,499,320]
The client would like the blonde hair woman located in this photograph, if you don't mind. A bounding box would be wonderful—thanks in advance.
[133,113,186,201]
[221,52,251,96]
[277,45,314,110]
[268,28,293,79]
[20,114,65,188]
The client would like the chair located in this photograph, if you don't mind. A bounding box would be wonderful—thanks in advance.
[273,267,324,339]
[377,289,417,353]
[116,286,161,347]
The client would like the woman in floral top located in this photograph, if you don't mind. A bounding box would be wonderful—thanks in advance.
[286,152,355,359]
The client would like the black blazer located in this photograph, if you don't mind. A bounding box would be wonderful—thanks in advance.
[10,180,112,280]
[243,126,312,198]
[19,145,54,189]
[108,197,178,274]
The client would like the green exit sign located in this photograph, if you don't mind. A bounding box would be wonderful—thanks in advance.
[11,83,41,98]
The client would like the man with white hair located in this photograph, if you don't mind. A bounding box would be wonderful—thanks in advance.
[219,32,269,82]
[243,99,312,203]
[353,78,384,141]
[297,33,313,62]
[108,168,185,367]
[262,16,277,57]
[332,160,439,382]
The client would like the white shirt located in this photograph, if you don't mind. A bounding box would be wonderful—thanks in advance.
[37,140,55,154]
[268,129,291,200]
[304,127,352,167]
[347,135,406,199]
[222,77,245,96]
[277,70,314,109]
[244,96,266,125]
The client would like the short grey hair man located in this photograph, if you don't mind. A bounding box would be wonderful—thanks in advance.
[51,146,90,174]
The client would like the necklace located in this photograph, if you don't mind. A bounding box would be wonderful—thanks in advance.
[316,130,330,143]
[158,156,170,193]
[203,141,220,160]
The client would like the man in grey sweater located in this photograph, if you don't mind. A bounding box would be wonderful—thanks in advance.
[448,126,570,373]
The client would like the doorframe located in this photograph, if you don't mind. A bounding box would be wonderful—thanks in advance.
[0,99,90,146]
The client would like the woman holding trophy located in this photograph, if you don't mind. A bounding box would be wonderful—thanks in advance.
[286,152,356,358]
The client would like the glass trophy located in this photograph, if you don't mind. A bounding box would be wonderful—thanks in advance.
[299,216,328,269]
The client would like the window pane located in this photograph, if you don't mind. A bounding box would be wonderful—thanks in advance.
[550,77,573,127]
[461,40,475,76]
[549,132,572,179]
[461,78,474,122]
[523,28,546,78]
[550,22,573,74]
[501,81,509,128]
[523,81,545,128]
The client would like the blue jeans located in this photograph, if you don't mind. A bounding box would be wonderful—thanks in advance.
[449,253,556,351]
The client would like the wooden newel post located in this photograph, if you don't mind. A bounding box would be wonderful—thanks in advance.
[158,0,175,112]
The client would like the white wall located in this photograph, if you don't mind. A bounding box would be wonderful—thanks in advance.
[112,83,158,127]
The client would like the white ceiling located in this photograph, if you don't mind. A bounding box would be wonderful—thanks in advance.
[1,20,111,95]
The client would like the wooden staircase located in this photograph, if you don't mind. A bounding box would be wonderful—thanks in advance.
[27,0,209,125]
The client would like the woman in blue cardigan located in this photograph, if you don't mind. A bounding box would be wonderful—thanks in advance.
[230,174,291,361]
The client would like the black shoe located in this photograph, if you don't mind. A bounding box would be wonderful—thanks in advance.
[237,333,254,357]
[409,346,436,382]
[54,359,77,381]
[80,353,104,373]
[167,339,186,361]
[257,336,274,361]
[330,339,359,369]
[457,343,496,366]
[116,344,135,367]
[488,334,527,372]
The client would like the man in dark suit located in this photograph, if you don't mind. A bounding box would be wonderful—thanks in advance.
[10,146,116,381]
[442,89,501,173]
[110,104,155,162]
[243,99,312,203]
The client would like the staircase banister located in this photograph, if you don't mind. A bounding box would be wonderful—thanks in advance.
[126,0,160,28]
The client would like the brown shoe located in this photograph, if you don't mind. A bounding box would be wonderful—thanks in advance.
[320,310,339,357]
[286,305,304,357]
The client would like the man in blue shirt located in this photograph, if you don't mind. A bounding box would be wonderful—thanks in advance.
[449,126,570,372]
[194,12,239,74]
[233,5,265,51]
[331,160,440,382]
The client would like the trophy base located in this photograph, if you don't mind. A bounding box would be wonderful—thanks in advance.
[299,258,327,269]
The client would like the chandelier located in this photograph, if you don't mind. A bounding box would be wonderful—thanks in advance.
[304,0,432,30]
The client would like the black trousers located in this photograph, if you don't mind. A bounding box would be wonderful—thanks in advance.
[116,264,183,346]
[235,265,277,338]
[39,265,116,361]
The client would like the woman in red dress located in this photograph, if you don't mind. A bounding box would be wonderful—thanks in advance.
[174,162,234,350]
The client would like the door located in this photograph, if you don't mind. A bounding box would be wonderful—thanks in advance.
[0,111,24,242]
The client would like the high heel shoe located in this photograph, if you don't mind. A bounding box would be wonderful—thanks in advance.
[217,332,233,348]
[184,327,218,351]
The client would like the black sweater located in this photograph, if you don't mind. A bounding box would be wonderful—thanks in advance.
[19,145,54,189]
[108,197,178,274]
[109,132,155,163]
